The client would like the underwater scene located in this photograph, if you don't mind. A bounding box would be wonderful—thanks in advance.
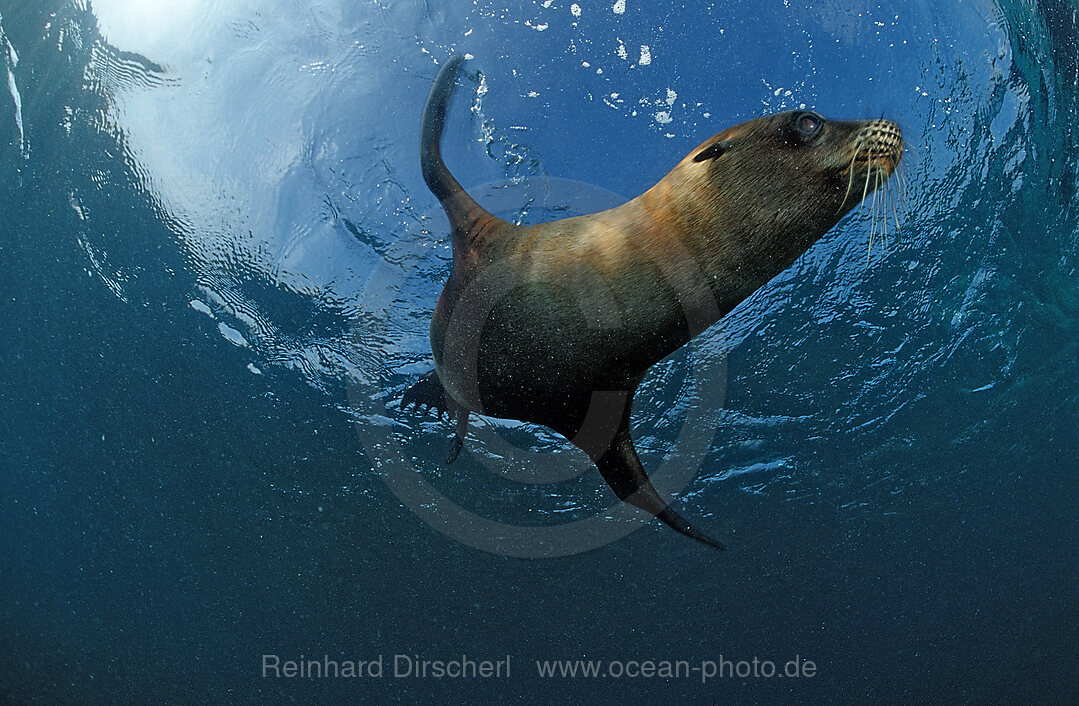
[1,0,1077,702]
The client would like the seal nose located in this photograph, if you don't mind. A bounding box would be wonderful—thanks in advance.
[865,119,904,169]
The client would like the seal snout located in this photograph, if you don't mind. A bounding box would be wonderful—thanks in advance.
[853,119,904,173]
[837,118,905,217]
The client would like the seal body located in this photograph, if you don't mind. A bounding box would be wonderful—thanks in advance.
[404,55,903,549]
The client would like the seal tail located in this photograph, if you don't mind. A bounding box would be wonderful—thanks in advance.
[420,55,502,242]
[595,425,726,551]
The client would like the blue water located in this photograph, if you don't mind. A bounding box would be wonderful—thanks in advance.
[2,0,1078,702]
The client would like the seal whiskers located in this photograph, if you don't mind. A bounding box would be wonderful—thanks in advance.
[891,160,907,232]
[841,120,906,259]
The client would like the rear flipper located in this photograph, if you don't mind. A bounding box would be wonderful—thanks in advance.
[401,369,471,464]
[595,425,726,550]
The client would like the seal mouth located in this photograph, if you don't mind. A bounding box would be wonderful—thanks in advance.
[852,151,900,170]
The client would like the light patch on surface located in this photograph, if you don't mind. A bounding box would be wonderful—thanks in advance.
[525,20,549,31]
[218,322,249,347]
[654,111,672,124]
[247,362,263,375]
[70,192,87,220]
[92,0,217,58]
[616,39,628,60]
[3,33,26,157]
[639,45,651,65]
[190,299,214,317]
[570,4,582,18]
[612,0,626,15]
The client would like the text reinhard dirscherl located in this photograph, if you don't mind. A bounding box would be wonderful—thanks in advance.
[262,654,511,680]
[261,654,818,683]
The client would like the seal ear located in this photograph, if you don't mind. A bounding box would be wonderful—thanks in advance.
[692,139,733,163]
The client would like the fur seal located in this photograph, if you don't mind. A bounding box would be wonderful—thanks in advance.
[403,54,903,549]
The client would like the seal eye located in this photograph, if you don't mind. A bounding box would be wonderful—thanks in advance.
[794,112,824,138]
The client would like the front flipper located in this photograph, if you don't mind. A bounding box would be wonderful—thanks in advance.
[402,370,453,417]
[595,425,726,550]
[402,369,471,464]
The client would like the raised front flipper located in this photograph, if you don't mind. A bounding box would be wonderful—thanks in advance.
[595,425,726,550]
